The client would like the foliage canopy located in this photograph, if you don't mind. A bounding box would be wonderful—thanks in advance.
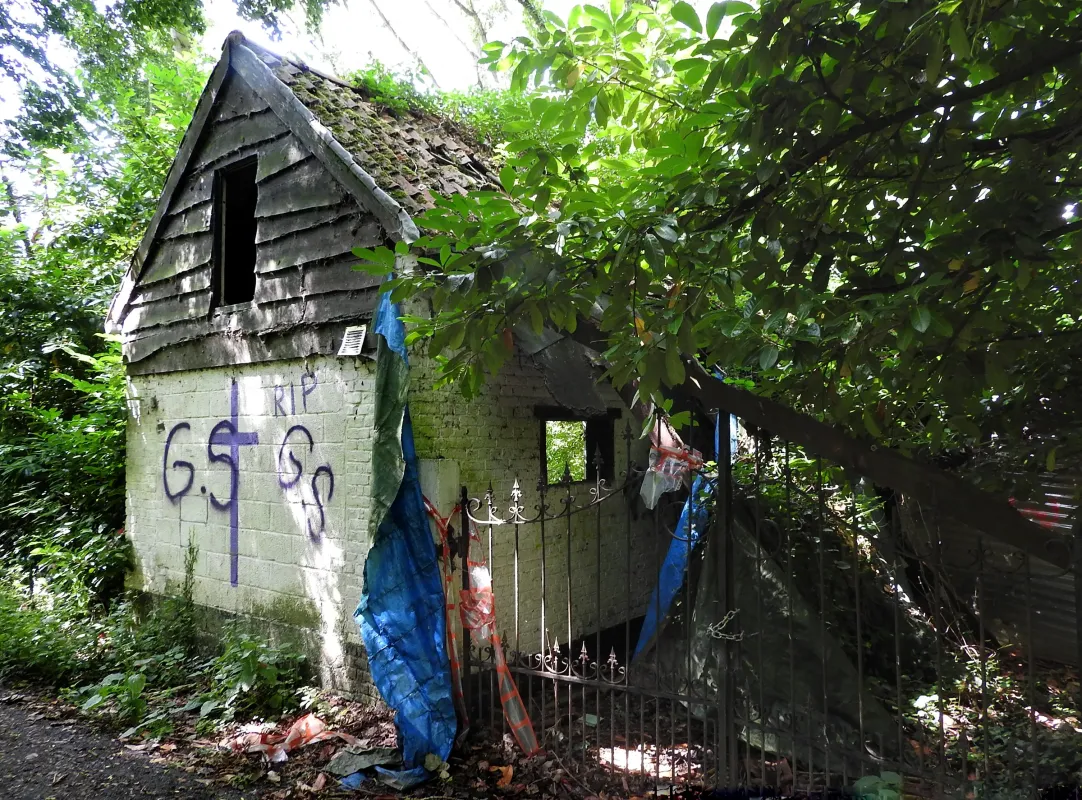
[367,0,1082,483]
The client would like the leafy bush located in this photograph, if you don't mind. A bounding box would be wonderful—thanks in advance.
[80,670,147,722]
[199,627,307,724]
[0,341,129,610]
[345,60,534,149]
[852,771,903,800]
[545,420,586,483]
[0,577,98,684]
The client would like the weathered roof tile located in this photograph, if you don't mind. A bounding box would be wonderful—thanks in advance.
[254,49,500,214]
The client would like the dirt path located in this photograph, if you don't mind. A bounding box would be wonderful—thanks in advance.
[0,693,258,800]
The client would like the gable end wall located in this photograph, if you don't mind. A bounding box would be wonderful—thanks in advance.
[122,70,385,374]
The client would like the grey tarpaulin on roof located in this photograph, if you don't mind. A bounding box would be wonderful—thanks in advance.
[899,480,1078,665]
[514,325,610,417]
[631,500,898,775]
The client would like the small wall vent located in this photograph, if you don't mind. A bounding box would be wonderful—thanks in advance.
[337,325,368,357]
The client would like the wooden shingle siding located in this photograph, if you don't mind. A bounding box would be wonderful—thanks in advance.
[255,157,349,216]
[256,135,309,181]
[253,268,303,304]
[212,75,271,121]
[169,171,215,216]
[304,257,382,294]
[255,213,378,274]
[129,269,212,305]
[159,202,212,241]
[255,201,358,245]
[139,236,213,285]
[121,68,384,368]
[190,110,288,171]
[122,290,213,334]
[126,325,354,376]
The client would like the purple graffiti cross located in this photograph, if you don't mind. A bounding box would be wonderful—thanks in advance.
[208,381,259,586]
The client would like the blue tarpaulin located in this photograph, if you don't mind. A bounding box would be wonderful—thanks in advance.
[632,415,724,662]
[354,288,456,788]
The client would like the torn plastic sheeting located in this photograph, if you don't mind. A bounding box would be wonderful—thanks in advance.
[223,713,359,763]
[633,415,720,662]
[325,746,401,776]
[354,285,456,790]
[339,772,369,790]
[640,414,704,510]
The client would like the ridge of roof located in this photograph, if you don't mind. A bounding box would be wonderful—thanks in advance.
[232,32,501,217]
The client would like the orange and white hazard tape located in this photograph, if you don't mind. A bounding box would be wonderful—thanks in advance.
[424,495,540,757]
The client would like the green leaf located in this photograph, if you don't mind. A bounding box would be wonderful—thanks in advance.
[654,224,679,242]
[678,317,696,353]
[706,2,726,38]
[499,165,516,191]
[863,408,882,438]
[671,1,702,33]
[948,16,970,61]
[702,60,725,97]
[910,306,932,333]
[925,34,943,85]
[668,410,691,429]
[879,772,903,789]
[664,345,686,386]
[82,693,105,711]
[1046,447,1057,472]
[729,56,748,89]
[759,345,779,370]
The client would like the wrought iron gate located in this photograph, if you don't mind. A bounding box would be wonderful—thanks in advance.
[455,413,1082,798]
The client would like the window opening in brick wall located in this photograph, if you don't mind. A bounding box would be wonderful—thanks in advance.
[538,409,616,485]
[212,158,258,307]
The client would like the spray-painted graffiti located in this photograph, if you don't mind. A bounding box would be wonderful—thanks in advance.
[159,373,335,586]
[273,372,318,416]
[162,422,194,503]
[207,381,259,586]
[277,425,335,541]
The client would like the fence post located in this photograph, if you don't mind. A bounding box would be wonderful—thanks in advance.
[1073,507,1082,720]
[460,484,472,719]
[714,410,736,787]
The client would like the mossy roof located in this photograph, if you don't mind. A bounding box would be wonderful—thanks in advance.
[245,43,501,216]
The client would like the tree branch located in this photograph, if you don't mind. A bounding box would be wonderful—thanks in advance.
[366,0,442,88]
[565,312,1066,566]
[449,0,489,44]
[517,0,545,29]
[700,37,1082,234]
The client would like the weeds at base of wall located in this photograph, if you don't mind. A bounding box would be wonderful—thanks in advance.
[1,539,315,740]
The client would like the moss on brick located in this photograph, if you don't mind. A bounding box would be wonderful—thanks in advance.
[248,594,321,629]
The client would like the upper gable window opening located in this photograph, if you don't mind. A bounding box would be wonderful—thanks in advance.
[212,157,259,308]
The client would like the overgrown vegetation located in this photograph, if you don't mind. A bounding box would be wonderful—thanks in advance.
[364,0,1082,490]
[347,60,537,150]
[545,420,587,483]
[0,0,1078,793]
[725,441,1082,790]
[1,539,310,740]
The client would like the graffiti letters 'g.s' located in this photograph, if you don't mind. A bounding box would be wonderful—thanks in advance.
[161,374,335,587]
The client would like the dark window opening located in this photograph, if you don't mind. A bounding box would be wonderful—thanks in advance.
[213,158,258,307]
[537,408,617,485]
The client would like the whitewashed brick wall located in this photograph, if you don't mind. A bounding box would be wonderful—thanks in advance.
[408,354,659,664]
[125,355,375,693]
[125,347,663,697]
